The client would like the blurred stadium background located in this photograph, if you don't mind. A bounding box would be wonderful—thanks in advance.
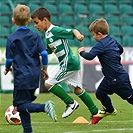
[0,0,133,93]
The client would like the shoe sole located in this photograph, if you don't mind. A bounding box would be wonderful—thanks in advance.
[62,104,79,118]
[89,117,102,124]
[51,110,57,122]
[49,102,58,122]
[107,109,117,116]
[90,111,117,124]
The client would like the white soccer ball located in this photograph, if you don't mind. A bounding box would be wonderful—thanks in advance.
[5,105,21,125]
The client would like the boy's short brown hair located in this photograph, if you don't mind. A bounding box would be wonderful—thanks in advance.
[13,4,30,26]
[31,7,51,21]
[89,18,109,35]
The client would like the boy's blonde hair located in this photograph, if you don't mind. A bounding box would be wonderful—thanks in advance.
[89,18,109,35]
[13,4,30,26]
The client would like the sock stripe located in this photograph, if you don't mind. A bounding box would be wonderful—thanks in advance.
[77,89,85,97]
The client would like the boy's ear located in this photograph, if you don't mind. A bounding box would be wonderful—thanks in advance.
[43,17,48,22]
[97,32,102,35]
[28,18,31,24]
[12,18,15,24]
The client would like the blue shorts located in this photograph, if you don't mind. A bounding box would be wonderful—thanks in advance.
[13,89,37,106]
[97,76,133,100]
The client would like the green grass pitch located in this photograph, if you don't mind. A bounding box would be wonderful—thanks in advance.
[0,93,133,133]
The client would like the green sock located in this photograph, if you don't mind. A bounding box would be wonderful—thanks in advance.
[77,90,98,115]
[49,84,74,104]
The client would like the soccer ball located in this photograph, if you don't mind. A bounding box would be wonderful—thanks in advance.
[5,105,21,125]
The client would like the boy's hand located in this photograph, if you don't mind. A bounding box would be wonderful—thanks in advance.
[77,35,84,42]
[78,47,85,53]
[4,68,12,75]
[73,29,84,42]
[41,67,49,80]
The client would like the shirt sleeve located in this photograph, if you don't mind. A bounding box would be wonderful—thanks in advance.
[37,35,47,53]
[117,43,123,55]
[41,50,48,66]
[5,38,14,69]
[6,38,14,59]
[52,26,74,39]
[80,42,104,60]
[80,51,94,60]
[5,59,13,69]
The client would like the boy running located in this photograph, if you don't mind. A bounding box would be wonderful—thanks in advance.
[78,18,133,118]
[4,4,57,133]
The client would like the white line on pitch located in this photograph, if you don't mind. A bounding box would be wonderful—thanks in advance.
[32,119,133,124]
[64,128,133,133]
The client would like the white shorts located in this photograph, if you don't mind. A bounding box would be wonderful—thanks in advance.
[45,65,83,91]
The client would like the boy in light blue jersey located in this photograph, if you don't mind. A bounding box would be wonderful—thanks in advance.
[4,5,57,133]
[31,7,107,124]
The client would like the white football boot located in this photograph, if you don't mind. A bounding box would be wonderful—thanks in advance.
[62,100,79,118]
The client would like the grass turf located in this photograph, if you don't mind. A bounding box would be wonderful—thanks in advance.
[0,93,133,133]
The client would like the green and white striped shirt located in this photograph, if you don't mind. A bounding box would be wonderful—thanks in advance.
[45,24,80,71]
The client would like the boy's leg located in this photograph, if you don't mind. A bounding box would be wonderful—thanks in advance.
[75,88,109,124]
[17,101,57,122]
[96,78,115,113]
[14,89,57,133]
[19,112,32,133]
[96,89,114,113]
[49,84,74,104]
[18,102,57,133]
[64,71,107,123]
[13,90,32,133]
[46,66,74,105]
[49,84,79,118]
[112,78,133,105]
[77,89,98,115]
[65,71,99,114]
[76,89,106,124]
[18,103,44,113]
[46,69,81,118]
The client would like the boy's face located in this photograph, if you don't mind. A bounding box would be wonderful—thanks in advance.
[32,17,47,32]
[91,31,102,41]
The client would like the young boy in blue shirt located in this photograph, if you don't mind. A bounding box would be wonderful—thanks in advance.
[4,4,57,133]
[78,18,133,118]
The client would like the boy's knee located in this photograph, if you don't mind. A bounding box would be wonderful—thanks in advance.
[45,83,51,89]
[17,104,29,113]
[74,87,83,95]
[96,90,104,100]
[17,104,25,113]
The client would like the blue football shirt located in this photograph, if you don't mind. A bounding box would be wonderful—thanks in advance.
[80,35,127,82]
[6,26,46,90]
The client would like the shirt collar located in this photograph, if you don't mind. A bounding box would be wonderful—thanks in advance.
[16,26,28,31]
[46,24,55,33]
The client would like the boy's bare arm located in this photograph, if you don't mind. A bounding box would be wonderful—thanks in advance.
[73,29,84,42]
